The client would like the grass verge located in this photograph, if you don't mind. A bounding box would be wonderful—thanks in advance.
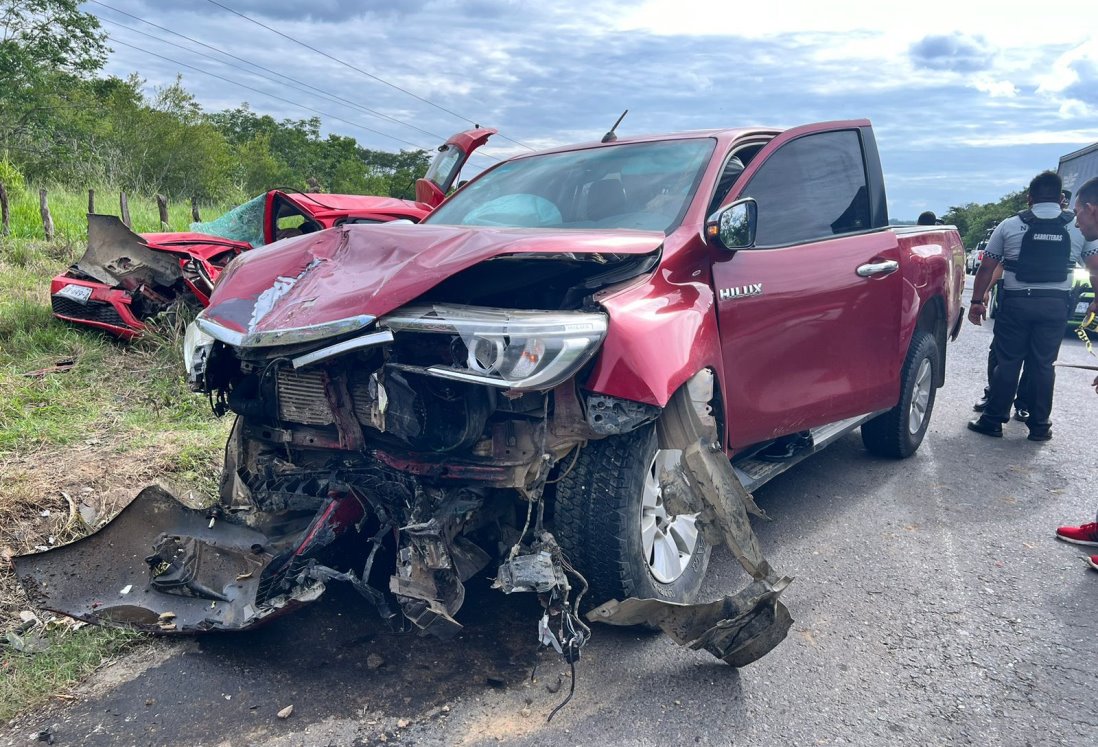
[0,626,142,723]
[1,217,230,721]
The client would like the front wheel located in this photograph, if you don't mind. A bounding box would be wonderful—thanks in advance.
[861,331,939,458]
[554,423,711,607]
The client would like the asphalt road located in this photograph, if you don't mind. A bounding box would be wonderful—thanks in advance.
[6,277,1097,747]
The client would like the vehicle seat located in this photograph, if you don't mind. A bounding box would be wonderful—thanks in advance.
[586,179,627,221]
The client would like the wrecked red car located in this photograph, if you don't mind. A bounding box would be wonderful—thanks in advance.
[48,128,495,338]
[18,120,964,672]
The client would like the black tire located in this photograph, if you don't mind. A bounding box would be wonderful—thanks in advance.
[554,423,711,607]
[861,331,939,458]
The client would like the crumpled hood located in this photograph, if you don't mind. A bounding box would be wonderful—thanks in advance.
[202,222,665,337]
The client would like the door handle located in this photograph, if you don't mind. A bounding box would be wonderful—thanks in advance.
[856,260,899,277]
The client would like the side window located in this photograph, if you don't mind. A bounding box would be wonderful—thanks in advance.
[742,130,870,247]
[706,154,746,217]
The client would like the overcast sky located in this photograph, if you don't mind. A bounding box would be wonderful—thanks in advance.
[85,0,1098,220]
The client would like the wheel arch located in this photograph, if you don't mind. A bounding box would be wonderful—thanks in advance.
[585,274,724,408]
[914,294,948,387]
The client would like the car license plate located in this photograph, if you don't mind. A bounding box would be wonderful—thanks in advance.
[55,284,93,304]
[1076,301,1089,314]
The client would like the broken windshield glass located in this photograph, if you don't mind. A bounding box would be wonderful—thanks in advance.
[190,193,267,247]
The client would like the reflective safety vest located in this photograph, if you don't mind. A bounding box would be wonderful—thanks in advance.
[1004,209,1074,284]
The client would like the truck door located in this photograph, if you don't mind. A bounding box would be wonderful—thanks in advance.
[710,125,903,450]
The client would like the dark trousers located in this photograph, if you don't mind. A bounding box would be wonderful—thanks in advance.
[985,345,1031,411]
[985,295,1070,428]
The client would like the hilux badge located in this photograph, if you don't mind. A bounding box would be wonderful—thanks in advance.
[719,283,763,301]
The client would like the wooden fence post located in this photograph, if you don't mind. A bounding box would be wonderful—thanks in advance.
[0,181,9,237]
[39,189,54,241]
[88,188,95,214]
[120,191,131,228]
[156,194,169,230]
[191,196,201,222]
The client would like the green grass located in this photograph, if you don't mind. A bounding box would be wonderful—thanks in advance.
[0,187,234,457]
[3,183,240,243]
[0,189,237,720]
[0,626,143,722]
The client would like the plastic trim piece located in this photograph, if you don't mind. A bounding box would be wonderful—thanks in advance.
[195,313,375,348]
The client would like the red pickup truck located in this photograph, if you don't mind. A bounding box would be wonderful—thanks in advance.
[47,128,495,338]
[17,120,964,669]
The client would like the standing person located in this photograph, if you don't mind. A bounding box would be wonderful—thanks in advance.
[967,171,1098,440]
[917,211,937,225]
[1055,176,1098,567]
[973,261,1033,421]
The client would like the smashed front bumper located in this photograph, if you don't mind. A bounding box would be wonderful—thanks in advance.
[13,486,341,633]
[15,381,793,671]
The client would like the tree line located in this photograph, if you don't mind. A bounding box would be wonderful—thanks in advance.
[942,191,1029,251]
[2,2,1047,242]
[0,1,430,203]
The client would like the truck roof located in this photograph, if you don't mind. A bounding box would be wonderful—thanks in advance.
[1058,141,1098,194]
[507,119,876,160]
[518,127,783,158]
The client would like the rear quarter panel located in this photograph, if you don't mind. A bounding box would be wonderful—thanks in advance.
[893,226,965,351]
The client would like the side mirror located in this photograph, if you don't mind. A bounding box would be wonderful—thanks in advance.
[706,198,757,250]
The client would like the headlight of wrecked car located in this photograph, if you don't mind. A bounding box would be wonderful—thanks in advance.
[183,321,215,390]
[381,304,608,391]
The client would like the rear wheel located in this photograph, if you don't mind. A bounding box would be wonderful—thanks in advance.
[861,331,939,458]
[554,423,711,607]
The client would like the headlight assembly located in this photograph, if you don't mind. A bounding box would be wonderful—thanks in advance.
[183,321,215,390]
[381,304,608,391]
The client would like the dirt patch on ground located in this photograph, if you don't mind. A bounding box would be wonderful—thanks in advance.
[0,435,215,631]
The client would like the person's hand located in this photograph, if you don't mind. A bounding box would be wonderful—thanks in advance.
[968,302,986,326]
[1088,299,1098,316]
[983,290,992,305]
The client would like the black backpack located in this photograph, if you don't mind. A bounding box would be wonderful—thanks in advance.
[1004,209,1074,283]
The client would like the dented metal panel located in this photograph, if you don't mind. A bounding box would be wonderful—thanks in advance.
[77,214,183,289]
[588,579,793,667]
[13,486,322,632]
[202,224,664,340]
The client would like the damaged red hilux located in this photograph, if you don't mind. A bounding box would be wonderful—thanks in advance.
[48,128,495,338]
[17,120,964,668]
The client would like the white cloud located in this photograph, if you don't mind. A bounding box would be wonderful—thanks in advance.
[972,78,1018,98]
[954,129,1098,148]
[1037,39,1098,93]
[87,0,1098,219]
[615,0,1086,46]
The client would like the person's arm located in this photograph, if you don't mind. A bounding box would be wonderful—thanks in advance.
[968,256,1000,326]
[970,222,1007,325]
[986,263,1004,303]
[1084,245,1098,315]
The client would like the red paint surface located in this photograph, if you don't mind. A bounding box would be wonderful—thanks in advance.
[203,224,665,334]
[201,121,963,453]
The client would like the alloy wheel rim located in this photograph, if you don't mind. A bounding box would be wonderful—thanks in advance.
[641,449,700,584]
[908,358,933,435]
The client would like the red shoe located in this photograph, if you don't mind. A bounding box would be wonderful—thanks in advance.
[1056,522,1098,547]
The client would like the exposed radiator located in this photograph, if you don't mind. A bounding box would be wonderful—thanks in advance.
[276,369,333,425]
[275,368,380,427]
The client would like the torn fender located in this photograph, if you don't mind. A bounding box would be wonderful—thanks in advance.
[588,579,793,667]
[13,485,336,633]
[596,373,796,664]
